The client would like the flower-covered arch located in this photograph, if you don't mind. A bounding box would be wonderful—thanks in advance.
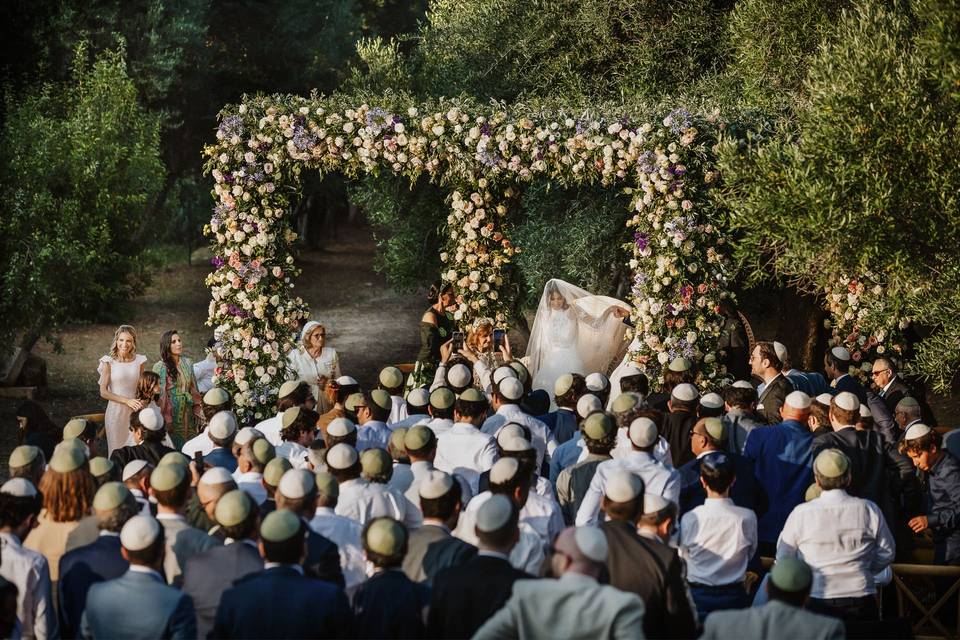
[203,94,739,421]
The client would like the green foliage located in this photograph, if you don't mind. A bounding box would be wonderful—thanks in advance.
[0,45,164,342]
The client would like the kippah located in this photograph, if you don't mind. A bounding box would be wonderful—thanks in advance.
[1,478,37,497]
[336,375,359,386]
[832,391,860,412]
[497,377,524,401]
[430,387,456,410]
[773,341,788,363]
[64,418,87,440]
[904,423,933,440]
[585,372,609,392]
[121,515,161,551]
[56,437,87,456]
[327,417,356,437]
[831,346,851,361]
[611,392,642,414]
[732,380,754,390]
[50,446,85,473]
[476,494,514,532]
[345,393,366,411]
[419,470,454,499]
[489,457,521,484]
[208,411,238,439]
[671,383,699,402]
[251,438,276,465]
[404,425,435,451]
[447,364,473,388]
[629,417,658,447]
[500,436,533,453]
[361,448,392,477]
[203,388,230,406]
[814,448,849,478]
[150,463,186,491]
[496,424,527,446]
[282,406,302,429]
[379,366,404,389]
[815,393,834,406]
[604,470,643,502]
[216,490,253,527]
[492,366,517,385]
[643,493,671,514]
[235,427,263,447]
[201,466,235,486]
[407,388,430,408]
[700,451,732,474]
[896,396,920,410]
[260,509,301,542]
[668,357,693,373]
[388,428,408,453]
[326,443,359,470]
[700,393,723,409]
[459,388,485,403]
[315,472,339,499]
[859,404,872,418]
[370,389,393,411]
[785,391,812,410]
[279,468,315,500]
[89,457,114,478]
[138,406,164,432]
[122,459,149,482]
[158,451,189,467]
[702,418,726,441]
[576,394,602,418]
[554,374,575,397]
[9,445,40,468]
[805,483,822,502]
[278,380,301,399]
[509,361,530,384]
[365,517,406,556]
[93,482,130,511]
[582,412,615,441]
[574,526,608,562]
[263,457,293,486]
[770,558,813,593]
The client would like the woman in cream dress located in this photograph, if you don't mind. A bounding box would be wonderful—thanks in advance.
[98,325,147,454]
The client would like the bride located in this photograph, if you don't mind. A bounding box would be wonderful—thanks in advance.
[527,279,631,398]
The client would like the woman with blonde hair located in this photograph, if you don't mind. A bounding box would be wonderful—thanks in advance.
[153,329,203,448]
[288,320,341,414]
[98,324,147,453]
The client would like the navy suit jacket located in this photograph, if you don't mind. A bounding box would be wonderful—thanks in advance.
[213,565,352,639]
[58,534,128,639]
[833,375,869,405]
[204,447,238,473]
[350,570,431,639]
[305,526,345,587]
[539,409,578,444]
[83,569,196,639]
[181,541,263,640]
[678,452,763,517]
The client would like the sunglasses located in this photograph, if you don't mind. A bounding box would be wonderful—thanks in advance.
[870,369,890,377]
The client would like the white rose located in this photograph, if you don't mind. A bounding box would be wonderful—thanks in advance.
[657,351,670,364]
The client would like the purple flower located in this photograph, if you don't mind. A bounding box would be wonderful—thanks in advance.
[480,124,491,137]
[219,114,244,138]
[211,256,225,267]
[634,231,650,251]
[667,108,692,134]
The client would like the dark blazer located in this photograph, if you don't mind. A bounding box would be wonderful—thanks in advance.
[181,541,263,640]
[540,409,579,444]
[757,374,794,425]
[601,521,698,639]
[661,410,698,467]
[58,534,129,639]
[349,569,431,639]
[678,452,762,517]
[110,441,175,469]
[833,375,868,406]
[402,524,476,584]
[305,525,345,587]
[213,565,352,639]
[878,376,911,414]
[204,447,238,473]
[427,554,532,639]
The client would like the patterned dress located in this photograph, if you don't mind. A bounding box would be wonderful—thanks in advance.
[153,358,203,447]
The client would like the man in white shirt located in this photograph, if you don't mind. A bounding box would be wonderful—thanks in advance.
[424,387,457,437]
[235,438,273,505]
[355,390,394,451]
[193,342,218,394]
[122,460,155,517]
[183,388,232,457]
[309,472,366,589]
[390,388,432,430]
[326,443,371,523]
[0,478,57,640]
[401,425,473,507]
[275,406,314,469]
[359,448,422,529]
[576,417,680,526]
[434,388,499,492]
[378,366,410,425]
[777,448,895,622]
[481,374,557,471]
[255,380,315,446]
[679,452,757,621]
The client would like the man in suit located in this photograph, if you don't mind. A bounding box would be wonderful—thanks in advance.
[428,495,533,638]
[773,341,829,398]
[182,490,263,639]
[350,517,431,638]
[275,468,345,586]
[678,418,760,515]
[539,374,586,444]
[824,347,868,404]
[870,357,911,414]
[474,525,646,639]
[752,341,795,424]
[721,382,764,454]
[402,470,476,583]
[195,466,238,538]
[58,483,136,639]
[600,472,697,639]
[81,515,197,639]
[701,558,844,640]
[203,411,239,472]
[661,383,700,466]
[110,406,175,469]
[213,509,352,638]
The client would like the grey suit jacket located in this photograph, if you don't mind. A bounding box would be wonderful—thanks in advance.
[158,516,221,586]
[402,524,476,583]
[82,569,196,639]
[181,540,263,639]
[701,600,845,640]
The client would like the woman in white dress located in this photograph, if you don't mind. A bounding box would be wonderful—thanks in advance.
[98,324,147,454]
[288,320,341,414]
[527,279,630,400]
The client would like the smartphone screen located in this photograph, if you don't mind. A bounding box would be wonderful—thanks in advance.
[452,331,464,352]
[493,328,505,350]
[194,451,205,472]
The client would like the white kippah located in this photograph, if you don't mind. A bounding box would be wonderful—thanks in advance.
[138,406,164,431]
[859,404,873,418]
[576,394,602,419]
[208,411,238,439]
[489,457,521,484]
[122,459,149,482]
[620,364,643,378]
[0,478,37,497]
[492,366,518,385]
[407,388,430,407]
[700,393,723,409]
[785,391,812,410]
[732,380,754,390]
[498,377,524,401]
[327,418,356,437]
[831,346,851,361]
[629,417,658,447]
[671,383,699,402]
[833,391,860,411]
[585,372,609,392]
[604,470,643,502]
[904,423,933,440]
[120,515,161,551]
[643,493,671,514]
[326,443,358,469]
[200,466,234,486]
[476,494,513,532]
[496,424,527,445]
[500,436,532,453]
[574,526,608,563]
[447,364,472,388]
[418,470,455,500]
[773,341,788,363]
[815,393,834,405]
[336,375,358,386]
[234,427,262,447]
[279,468,315,499]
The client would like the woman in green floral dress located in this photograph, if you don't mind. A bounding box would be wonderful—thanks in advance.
[153,329,204,448]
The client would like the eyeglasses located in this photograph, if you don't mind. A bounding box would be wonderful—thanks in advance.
[689,430,706,440]
[870,369,890,377]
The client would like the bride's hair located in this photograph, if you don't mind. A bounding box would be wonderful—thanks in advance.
[545,281,569,310]
[427,280,453,303]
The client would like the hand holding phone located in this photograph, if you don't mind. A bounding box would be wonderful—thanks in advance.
[493,328,506,351]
